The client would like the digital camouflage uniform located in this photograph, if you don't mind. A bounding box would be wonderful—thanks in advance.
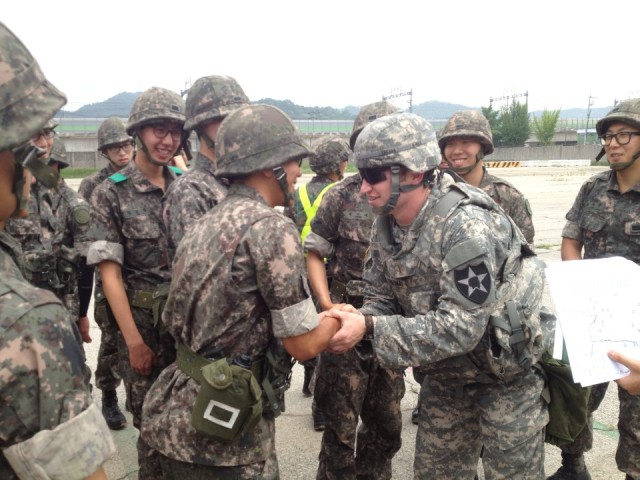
[162,75,249,261]
[142,104,315,478]
[0,20,114,479]
[561,169,640,477]
[143,184,316,477]
[162,151,228,260]
[79,164,122,393]
[0,249,115,479]
[478,167,535,244]
[355,113,550,479]
[87,159,180,477]
[305,173,406,480]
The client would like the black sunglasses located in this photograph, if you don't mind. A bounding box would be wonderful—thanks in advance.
[359,167,389,185]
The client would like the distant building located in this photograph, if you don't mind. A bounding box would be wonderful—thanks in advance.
[525,128,579,146]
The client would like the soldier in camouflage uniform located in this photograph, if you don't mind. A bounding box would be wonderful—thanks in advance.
[439,110,535,244]
[162,75,249,261]
[549,99,640,480]
[304,101,406,480]
[0,21,114,479]
[87,86,186,479]
[328,112,551,479]
[285,135,350,431]
[409,110,537,427]
[78,116,133,430]
[142,104,341,478]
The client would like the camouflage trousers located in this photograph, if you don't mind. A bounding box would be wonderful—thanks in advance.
[94,323,121,391]
[115,306,176,480]
[315,344,405,480]
[415,369,548,479]
[158,449,279,479]
[559,381,640,477]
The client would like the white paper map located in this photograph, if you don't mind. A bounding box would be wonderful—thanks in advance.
[545,256,640,387]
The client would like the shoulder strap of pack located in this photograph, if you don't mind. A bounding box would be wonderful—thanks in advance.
[433,188,466,218]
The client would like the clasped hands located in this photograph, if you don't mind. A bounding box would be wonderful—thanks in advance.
[319,303,367,354]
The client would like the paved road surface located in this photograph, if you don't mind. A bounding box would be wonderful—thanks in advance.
[70,165,627,479]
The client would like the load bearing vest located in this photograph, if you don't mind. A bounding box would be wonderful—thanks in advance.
[299,182,334,244]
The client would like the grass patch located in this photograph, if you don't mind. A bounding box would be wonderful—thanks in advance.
[61,168,98,179]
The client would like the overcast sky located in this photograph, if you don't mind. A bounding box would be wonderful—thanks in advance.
[5,0,639,114]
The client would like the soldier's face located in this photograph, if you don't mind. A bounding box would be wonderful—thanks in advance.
[604,122,640,170]
[282,157,302,194]
[139,122,182,163]
[30,128,55,158]
[443,138,482,172]
[360,168,391,209]
[105,141,134,169]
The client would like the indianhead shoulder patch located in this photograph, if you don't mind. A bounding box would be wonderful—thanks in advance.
[454,263,491,304]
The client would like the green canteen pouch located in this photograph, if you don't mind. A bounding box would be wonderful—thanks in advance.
[191,358,263,443]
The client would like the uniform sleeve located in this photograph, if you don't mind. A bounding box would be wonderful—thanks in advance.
[86,182,124,266]
[0,302,104,450]
[504,190,535,244]
[250,215,318,338]
[561,181,590,241]
[371,208,505,370]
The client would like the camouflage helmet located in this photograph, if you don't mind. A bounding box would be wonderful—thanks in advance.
[596,99,640,136]
[98,117,132,150]
[42,117,58,130]
[184,75,250,131]
[216,104,310,177]
[354,113,440,172]
[126,86,185,135]
[310,136,351,175]
[48,136,69,169]
[438,110,494,155]
[350,100,399,150]
[0,22,67,151]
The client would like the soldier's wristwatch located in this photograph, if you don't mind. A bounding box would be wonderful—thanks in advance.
[364,314,374,341]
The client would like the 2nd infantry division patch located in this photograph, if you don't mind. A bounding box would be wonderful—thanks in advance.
[454,263,491,304]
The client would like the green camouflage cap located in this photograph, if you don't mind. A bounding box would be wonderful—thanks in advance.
[127,86,185,135]
[596,99,640,135]
[438,110,494,155]
[184,75,250,131]
[98,117,132,150]
[216,104,310,177]
[310,136,351,174]
[48,136,69,169]
[349,100,399,150]
[355,112,440,172]
[0,22,67,151]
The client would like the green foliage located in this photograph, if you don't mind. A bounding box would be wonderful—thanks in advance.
[496,101,531,147]
[61,168,98,179]
[532,109,561,145]
[481,105,503,146]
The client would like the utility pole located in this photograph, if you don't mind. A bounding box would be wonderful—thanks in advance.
[383,89,413,112]
[584,95,595,145]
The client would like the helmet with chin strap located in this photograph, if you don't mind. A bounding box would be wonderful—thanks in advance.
[127,87,186,166]
[438,110,493,174]
[595,98,640,170]
[0,21,67,218]
[184,75,249,153]
[216,104,310,205]
[355,112,440,214]
[48,136,70,169]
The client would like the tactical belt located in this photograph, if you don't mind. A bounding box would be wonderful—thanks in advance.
[126,283,171,327]
[176,343,264,386]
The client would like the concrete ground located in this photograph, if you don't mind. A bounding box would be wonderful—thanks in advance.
[71,165,628,479]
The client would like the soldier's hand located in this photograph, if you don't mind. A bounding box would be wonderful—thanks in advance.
[77,316,92,343]
[128,341,156,376]
[326,309,366,354]
[609,350,640,396]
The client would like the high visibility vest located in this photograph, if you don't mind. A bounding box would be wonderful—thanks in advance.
[299,182,334,244]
